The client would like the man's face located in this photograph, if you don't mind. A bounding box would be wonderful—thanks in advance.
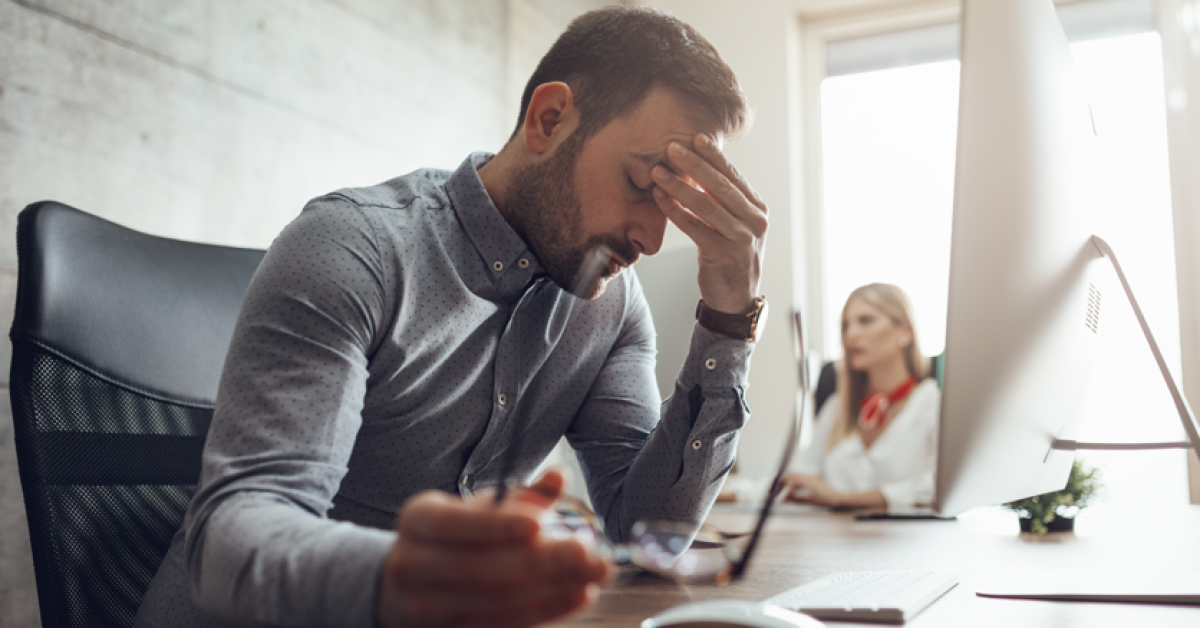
[507,87,714,299]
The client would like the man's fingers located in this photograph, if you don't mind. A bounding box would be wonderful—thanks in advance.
[652,187,723,248]
[665,141,750,224]
[510,468,565,509]
[652,166,744,240]
[398,491,538,547]
[396,471,567,549]
[664,141,767,235]
[383,492,608,627]
[390,538,608,592]
[692,134,768,213]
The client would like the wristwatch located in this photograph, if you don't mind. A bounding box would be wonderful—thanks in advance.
[695,296,768,342]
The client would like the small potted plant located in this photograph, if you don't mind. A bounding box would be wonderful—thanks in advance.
[1002,459,1101,534]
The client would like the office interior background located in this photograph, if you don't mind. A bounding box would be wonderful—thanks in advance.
[2,0,1200,625]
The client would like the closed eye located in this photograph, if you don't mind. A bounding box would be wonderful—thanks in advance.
[628,176,655,200]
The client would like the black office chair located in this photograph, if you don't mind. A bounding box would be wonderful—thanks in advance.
[812,355,943,418]
[9,201,265,628]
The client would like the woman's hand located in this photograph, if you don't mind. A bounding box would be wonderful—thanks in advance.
[782,473,888,510]
[782,473,843,507]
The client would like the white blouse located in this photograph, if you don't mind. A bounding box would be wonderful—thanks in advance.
[792,379,941,511]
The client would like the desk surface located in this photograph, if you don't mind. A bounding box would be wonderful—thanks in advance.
[553,504,1200,628]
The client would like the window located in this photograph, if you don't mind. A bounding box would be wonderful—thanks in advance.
[816,0,1187,507]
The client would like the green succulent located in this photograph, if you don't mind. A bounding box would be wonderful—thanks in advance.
[1002,459,1101,534]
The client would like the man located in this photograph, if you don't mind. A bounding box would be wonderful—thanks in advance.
[135,6,768,628]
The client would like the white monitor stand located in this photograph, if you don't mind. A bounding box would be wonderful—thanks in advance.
[1047,236,1200,456]
[976,235,1200,605]
[941,0,1200,605]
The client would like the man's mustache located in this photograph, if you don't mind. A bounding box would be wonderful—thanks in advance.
[589,235,639,269]
[568,237,640,298]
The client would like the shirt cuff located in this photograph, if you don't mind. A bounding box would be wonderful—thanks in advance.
[337,526,396,628]
[680,322,754,394]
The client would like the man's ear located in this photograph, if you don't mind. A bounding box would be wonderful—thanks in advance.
[522,82,576,156]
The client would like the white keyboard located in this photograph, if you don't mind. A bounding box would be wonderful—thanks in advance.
[764,571,959,623]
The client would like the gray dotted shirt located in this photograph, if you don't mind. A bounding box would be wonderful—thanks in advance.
[135,153,754,628]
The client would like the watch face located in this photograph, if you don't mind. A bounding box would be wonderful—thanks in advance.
[750,297,768,342]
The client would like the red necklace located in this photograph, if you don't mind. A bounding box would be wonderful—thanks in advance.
[858,377,916,430]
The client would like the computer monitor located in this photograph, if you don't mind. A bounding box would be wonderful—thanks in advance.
[934,0,1200,517]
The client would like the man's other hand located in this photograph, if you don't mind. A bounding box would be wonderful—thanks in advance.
[376,470,611,628]
[651,133,768,317]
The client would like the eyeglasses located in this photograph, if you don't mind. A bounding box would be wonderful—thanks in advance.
[539,497,751,584]
[618,309,807,584]
[502,309,809,585]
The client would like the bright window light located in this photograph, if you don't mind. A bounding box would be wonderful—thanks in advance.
[820,59,959,357]
[820,31,1186,506]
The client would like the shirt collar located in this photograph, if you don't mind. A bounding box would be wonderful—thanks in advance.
[445,153,540,279]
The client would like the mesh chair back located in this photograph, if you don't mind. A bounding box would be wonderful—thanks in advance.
[9,202,265,628]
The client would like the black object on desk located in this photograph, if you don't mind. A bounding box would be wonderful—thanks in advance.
[855,511,957,521]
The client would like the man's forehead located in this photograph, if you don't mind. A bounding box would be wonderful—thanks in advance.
[629,131,724,173]
[612,86,725,147]
[631,151,676,174]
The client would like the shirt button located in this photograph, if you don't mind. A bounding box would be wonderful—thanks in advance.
[498,393,507,405]
[492,261,504,272]
[705,358,717,370]
[518,258,530,269]
[692,439,703,450]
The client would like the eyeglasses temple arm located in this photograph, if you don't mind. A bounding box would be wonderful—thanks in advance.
[730,309,808,577]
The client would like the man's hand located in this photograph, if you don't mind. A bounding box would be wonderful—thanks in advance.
[652,134,768,316]
[376,470,610,628]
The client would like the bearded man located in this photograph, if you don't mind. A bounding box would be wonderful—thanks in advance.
[135,6,769,628]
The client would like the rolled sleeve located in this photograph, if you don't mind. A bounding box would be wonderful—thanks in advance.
[571,273,755,541]
[689,325,755,394]
[175,197,396,627]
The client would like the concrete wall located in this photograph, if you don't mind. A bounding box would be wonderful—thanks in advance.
[0,1,607,624]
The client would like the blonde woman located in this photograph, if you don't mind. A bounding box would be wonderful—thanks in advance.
[783,283,940,512]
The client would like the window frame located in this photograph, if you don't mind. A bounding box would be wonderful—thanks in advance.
[797,0,960,364]
[796,0,1200,501]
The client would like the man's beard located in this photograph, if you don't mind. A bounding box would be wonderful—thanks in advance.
[506,132,639,300]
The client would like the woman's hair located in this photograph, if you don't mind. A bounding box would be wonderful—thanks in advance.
[826,283,927,451]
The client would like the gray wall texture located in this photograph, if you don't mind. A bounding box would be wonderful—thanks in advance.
[0,0,612,624]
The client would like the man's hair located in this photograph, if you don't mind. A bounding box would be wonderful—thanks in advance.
[512,6,751,142]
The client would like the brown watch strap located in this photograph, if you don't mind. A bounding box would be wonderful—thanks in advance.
[695,296,767,342]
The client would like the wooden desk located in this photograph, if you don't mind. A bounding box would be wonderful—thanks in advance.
[554,504,1200,627]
